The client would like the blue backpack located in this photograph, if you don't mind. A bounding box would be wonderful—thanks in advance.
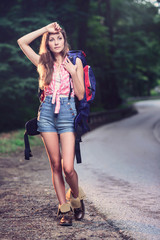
[24,50,96,164]
[67,50,96,163]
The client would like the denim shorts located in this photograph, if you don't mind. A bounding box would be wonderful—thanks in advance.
[37,96,77,134]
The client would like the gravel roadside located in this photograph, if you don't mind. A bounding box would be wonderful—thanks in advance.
[0,146,131,240]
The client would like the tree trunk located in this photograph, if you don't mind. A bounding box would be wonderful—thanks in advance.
[76,0,90,51]
[103,0,121,109]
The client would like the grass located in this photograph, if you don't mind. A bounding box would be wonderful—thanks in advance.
[0,129,43,156]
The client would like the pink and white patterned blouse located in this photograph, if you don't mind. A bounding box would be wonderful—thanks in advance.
[44,57,75,114]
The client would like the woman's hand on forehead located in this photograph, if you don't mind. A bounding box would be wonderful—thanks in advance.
[45,22,62,33]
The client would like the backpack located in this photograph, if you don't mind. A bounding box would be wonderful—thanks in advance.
[24,50,96,163]
[67,50,96,163]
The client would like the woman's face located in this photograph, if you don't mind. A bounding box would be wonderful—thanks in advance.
[48,32,65,54]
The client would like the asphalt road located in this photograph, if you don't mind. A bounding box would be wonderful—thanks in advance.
[76,100,160,240]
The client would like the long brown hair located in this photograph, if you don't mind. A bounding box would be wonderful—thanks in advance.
[37,29,69,89]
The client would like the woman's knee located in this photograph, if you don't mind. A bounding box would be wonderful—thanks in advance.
[50,159,62,173]
[63,166,75,178]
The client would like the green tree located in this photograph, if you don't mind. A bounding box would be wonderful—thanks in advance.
[1,0,160,131]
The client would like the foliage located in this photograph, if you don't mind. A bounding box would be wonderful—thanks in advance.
[0,129,43,155]
[0,0,160,131]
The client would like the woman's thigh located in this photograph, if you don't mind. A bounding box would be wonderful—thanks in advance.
[60,132,75,170]
[41,132,61,170]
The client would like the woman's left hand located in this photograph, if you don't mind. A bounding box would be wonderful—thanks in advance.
[63,57,77,76]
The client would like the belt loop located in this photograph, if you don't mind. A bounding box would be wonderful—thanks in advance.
[60,97,64,105]
[49,95,52,103]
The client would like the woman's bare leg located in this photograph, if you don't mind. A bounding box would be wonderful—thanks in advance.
[41,132,66,205]
[60,132,79,198]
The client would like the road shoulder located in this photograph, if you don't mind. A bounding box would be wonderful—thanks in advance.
[0,147,126,240]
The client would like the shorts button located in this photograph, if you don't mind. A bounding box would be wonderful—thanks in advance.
[70,108,72,110]
[72,113,74,115]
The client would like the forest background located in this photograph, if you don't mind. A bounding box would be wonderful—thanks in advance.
[0,0,160,132]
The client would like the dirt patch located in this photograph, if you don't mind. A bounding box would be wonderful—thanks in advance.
[0,146,127,240]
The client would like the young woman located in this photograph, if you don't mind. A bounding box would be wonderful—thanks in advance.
[17,22,86,226]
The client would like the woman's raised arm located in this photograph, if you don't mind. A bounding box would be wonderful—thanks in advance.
[17,27,47,66]
[17,22,62,67]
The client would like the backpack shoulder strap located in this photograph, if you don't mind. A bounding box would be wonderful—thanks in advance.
[24,131,32,160]
[68,50,86,100]
[68,50,87,67]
